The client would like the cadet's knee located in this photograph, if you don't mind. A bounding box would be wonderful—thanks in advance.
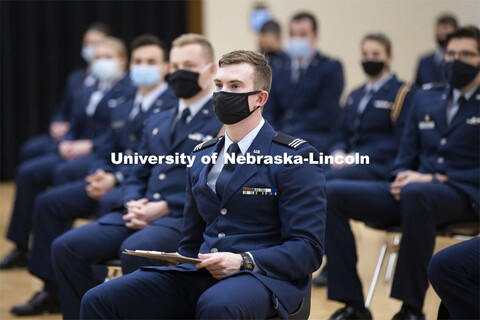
[399,183,427,203]
[196,289,236,319]
[428,249,452,287]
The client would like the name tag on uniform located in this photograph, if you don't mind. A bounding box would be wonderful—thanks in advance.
[418,121,435,130]
[373,100,393,109]
[108,97,125,108]
[466,117,480,125]
[243,187,278,196]
[188,133,213,142]
[111,120,125,129]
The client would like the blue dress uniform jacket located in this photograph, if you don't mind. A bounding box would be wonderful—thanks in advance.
[51,67,91,123]
[51,99,222,319]
[63,74,136,150]
[264,51,344,152]
[393,86,480,213]
[6,74,135,249]
[28,88,178,288]
[91,87,178,179]
[20,68,91,161]
[328,75,415,179]
[96,99,223,227]
[325,85,479,311]
[141,121,326,318]
[51,75,137,185]
[415,52,446,87]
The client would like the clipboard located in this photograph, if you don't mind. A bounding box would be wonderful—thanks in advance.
[123,249,202,264]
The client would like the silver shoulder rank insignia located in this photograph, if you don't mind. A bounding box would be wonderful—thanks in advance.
[273,132,307,149]
[193,136,221,153]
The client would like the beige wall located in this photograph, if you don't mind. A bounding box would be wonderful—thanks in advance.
[203,0,479,93]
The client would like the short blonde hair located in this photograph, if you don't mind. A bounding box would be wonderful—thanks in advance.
[172,33,214,62]
[218,50,272,92]
[99,36,127,60]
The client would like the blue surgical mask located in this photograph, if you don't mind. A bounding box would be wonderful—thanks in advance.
[92,58,118,81]
[81,46,95,63]
[250,8,272,32]
[130,65,161,87]
[286,39,310,59]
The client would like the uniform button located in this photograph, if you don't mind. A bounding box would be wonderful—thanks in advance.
[437,157,444,164]
[158,173,166,180]
[153,193,161,200]
[125,149,133,155]
[210,248,218,253]
[218,233,225,238]
[440,138,447,145]
[220,208,227,215]
[129,134,136,141]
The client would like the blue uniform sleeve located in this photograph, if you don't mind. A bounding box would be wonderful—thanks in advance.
[51,70,82,123]
[249,146,326,280]
[122,125,152,203]
[178,166,206,258]
[391,96,421,178]
[316,61,344,131]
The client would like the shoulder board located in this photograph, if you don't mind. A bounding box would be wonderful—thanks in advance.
[193,136,222,153]
[421,82,447,91]
[272,132,307,149]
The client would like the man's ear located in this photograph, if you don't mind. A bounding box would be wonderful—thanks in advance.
[256,91,269,107]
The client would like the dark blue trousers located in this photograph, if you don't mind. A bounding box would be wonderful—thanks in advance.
[6,153,101,249]
[429,238,480,319]
[20,134,57,162]
[29,181,124,284]
[324,163,389,181]
[6,154,63,249]
[52,219,182,319]
[326,180,476,310]
[80,269,276,319]
[52,153,97,186]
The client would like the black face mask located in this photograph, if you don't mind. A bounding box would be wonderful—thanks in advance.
[445,60,480,89]
[362,61,385,76]
[212,91,261,125]
[166,70,202,98]
[437,38,447,49]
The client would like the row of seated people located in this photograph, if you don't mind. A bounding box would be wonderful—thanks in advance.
[1,14,479,320]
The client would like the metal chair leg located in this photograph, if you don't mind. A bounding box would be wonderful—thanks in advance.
[365,242,387,308]
[385,234,400,282]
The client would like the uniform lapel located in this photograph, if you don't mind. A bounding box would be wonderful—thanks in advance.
[445,88,480,134]
[220,122,276,206]
[171,102,213,151]
[435,89,451,134]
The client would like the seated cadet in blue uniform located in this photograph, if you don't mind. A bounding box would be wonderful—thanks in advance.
[20,23,110,162]
[50,34,223,319]
[264,12,344,153]
[326,27,480,320]
[8,34,177,317]
[257,20,290,72]
[313,33,415,288]
[326,33,415,181]
[428,238,480,320]
[415,14,457,87]
[79,50,326,320]
[0,37,135,271]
